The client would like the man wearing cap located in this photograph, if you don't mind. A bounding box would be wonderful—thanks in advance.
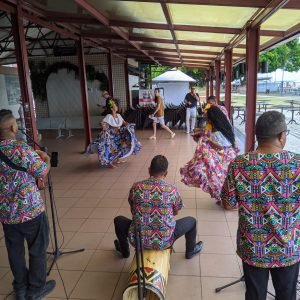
[221,111,300,300]
[184,87,200,134]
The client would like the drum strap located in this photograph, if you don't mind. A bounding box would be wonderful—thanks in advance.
[134,224,147,300]
[0,149,27,172]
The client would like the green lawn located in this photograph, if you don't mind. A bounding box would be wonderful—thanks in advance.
[196,87,300,106]
[223,94,300,106]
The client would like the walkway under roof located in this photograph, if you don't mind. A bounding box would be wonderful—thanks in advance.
[0,0,299,68]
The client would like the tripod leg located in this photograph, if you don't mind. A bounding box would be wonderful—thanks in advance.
[267,290,275,298]
[215,275,275,298]
[46,173,85,275]
[138,227,147,298]
[135,225,143,300]
[215,276,245,293]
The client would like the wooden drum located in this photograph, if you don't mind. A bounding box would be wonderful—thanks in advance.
[123,249,171,300]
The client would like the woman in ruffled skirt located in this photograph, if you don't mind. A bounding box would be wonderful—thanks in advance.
[180,104,237,203]
[86,99,141,168]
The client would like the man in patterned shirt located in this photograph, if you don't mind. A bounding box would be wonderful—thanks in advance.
[0,110,55,300]
[114,155,203,259]
[221,111,300,300]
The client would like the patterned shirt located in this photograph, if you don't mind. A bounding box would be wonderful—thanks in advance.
[217,105,229,119]
[0,139,47,224]
[221,151,300,268]
[128,177,183,250]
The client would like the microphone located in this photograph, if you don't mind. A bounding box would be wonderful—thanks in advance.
[19,129,58,168]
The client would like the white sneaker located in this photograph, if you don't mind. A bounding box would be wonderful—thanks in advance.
[171,133,176,139]
[186,131,190,134]
[148,136,156,140]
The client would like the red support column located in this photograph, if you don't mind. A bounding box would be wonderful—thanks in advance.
[245,27,260,152]
[209,66,214,96]
[205,70,209,100]
[77,37,92,149]
[225,49,233,119]
[107,50,114,97]
[215,60,221,103]
[124,58,130,109]
[11,7,38,146]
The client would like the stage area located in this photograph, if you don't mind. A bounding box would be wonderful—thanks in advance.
[0,129,276,300]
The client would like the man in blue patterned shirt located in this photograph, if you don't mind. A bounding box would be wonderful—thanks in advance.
[114,155,203,259]
[222,111,300,300]
[0,110,55,300]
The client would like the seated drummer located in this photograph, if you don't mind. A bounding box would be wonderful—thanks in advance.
[114,155,203,259]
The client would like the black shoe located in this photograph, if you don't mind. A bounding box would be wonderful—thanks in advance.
[185,241,203,259]
[15,291,26,300]
[27,280,56,300]
[114,239,130,258]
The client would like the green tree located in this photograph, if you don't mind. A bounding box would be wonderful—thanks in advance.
[150,65,170,79]
[179,67,206,87]
[149,65,206,87]
[260,39,300,94]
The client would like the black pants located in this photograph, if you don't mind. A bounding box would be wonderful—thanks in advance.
[2,212,49,296]
[114,216,197,255]
[243,261,300,300]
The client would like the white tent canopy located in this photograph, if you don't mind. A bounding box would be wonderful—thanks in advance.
[152,68,196,83]
[152,68,196,105]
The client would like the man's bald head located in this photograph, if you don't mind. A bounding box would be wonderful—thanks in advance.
[256,111,287,144]
[0,109,18,138]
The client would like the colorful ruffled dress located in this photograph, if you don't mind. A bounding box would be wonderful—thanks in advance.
[86,113,141,166]
[180,130,237,201]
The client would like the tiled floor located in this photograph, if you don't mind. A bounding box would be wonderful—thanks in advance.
[0,129,277,300]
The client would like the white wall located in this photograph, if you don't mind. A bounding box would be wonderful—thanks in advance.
[30,54,128,113]
[0,67,20,118]
[46,69,101,117]
[156,82,189,105]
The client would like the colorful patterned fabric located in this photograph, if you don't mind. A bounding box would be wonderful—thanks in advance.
[128,177,183,250]
[217,105,229,119]
[180,132,236,200]
[0,139,47,224]
[221,151,300,268]
[89,123,141,166]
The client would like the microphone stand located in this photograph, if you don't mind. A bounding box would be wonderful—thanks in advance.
[21,130,85,275]
[215,275,275,298]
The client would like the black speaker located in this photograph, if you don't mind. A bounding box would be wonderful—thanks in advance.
[233,69,239,80]
[239,63,246,75]
[260,61,268,73]
[53,46,77,57]
[221,72,225,81]
[50,152,59,168]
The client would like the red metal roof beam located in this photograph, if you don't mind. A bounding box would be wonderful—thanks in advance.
[218,0,291,61]
[110,20,284,37]
[46,11,99,24]
[160,1,182,65]
[85,34,246,48]
[119,0,300,9]
[74,0,160,65]
[251,0,291,29]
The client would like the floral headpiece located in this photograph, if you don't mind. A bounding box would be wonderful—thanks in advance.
[204,103,213,131]
[108,99,115,109]
[204,103,213,111]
